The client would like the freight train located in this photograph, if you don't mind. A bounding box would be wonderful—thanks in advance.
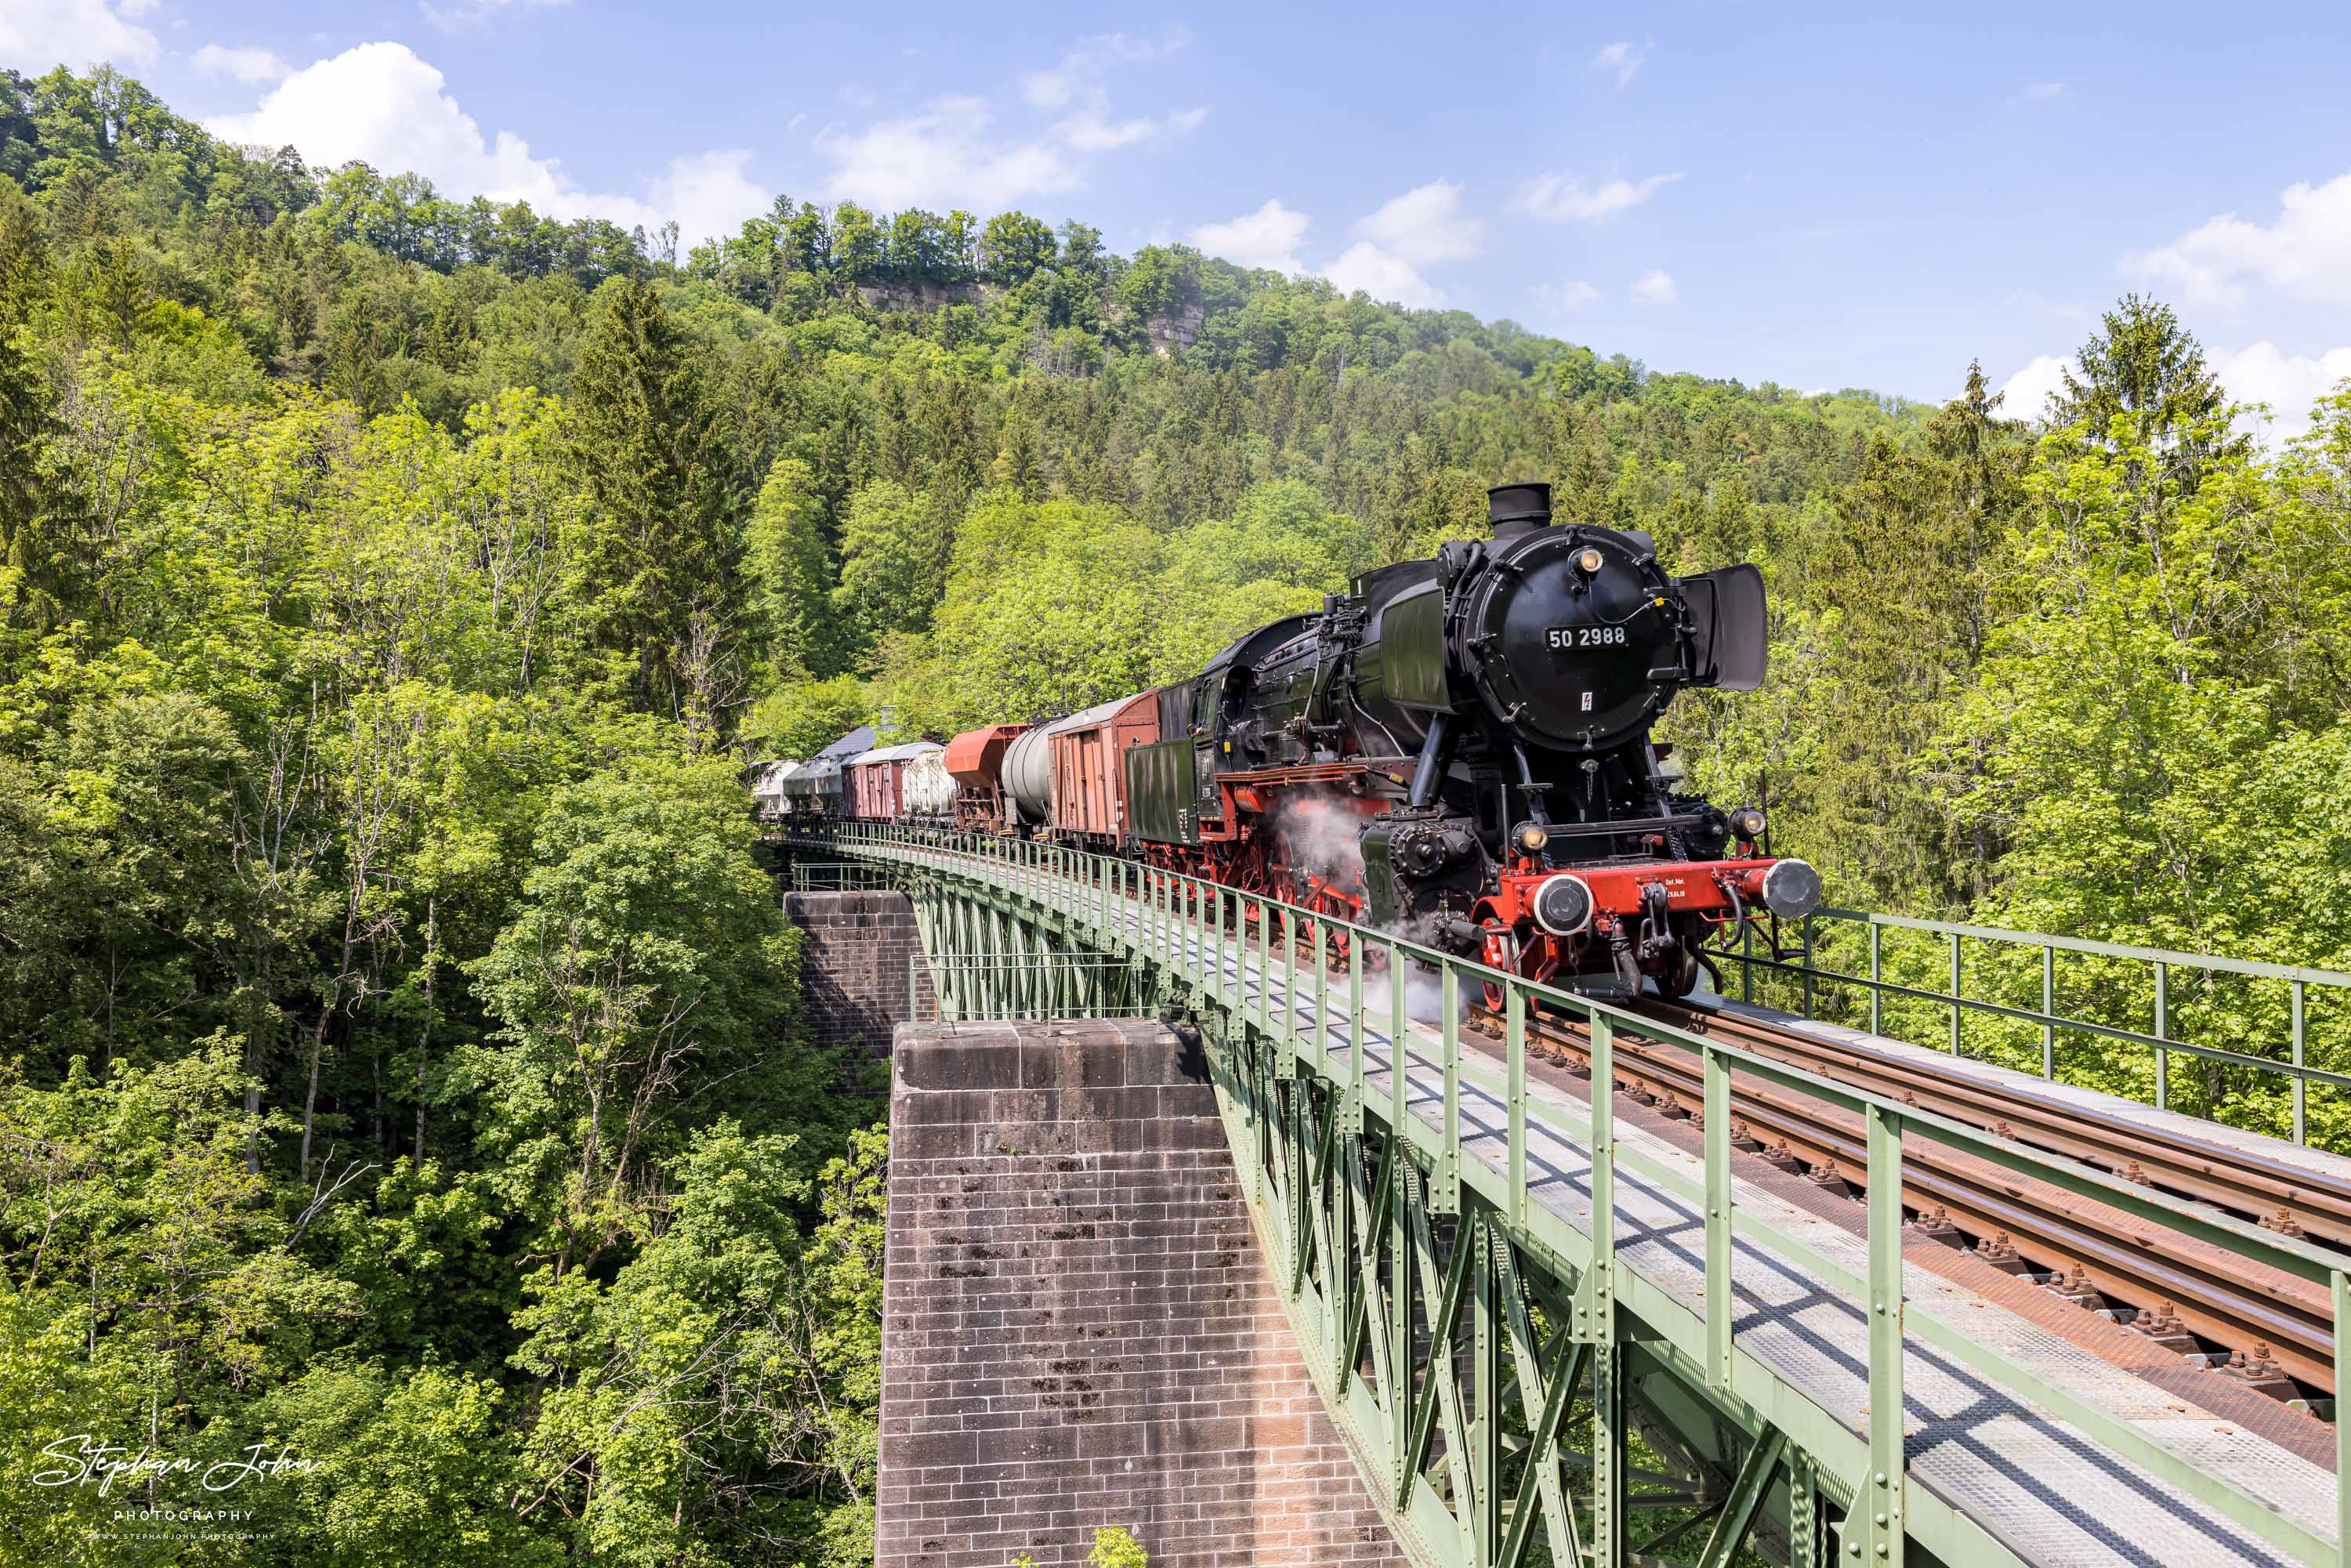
[761,483,1820,998]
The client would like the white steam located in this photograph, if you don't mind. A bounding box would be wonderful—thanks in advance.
[1271,795,1367,889]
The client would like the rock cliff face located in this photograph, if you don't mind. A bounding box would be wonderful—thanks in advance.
[1144,303,1206,357]
[857,279,991,312]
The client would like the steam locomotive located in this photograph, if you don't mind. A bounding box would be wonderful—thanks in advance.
[768,482,1820,999]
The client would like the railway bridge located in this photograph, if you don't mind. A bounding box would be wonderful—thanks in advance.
[781,825,2349,1568]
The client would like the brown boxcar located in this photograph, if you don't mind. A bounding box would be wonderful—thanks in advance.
[846,742,940,820]
[944,723,1027,833]
[1047,690,1159,844]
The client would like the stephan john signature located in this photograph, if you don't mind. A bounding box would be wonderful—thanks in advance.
[30,1436,321,1497]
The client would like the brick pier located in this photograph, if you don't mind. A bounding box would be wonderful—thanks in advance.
[783,889,934,1055]
[877,1018,1407,1568]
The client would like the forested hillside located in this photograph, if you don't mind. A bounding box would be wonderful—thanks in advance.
[5,60,2351,1566]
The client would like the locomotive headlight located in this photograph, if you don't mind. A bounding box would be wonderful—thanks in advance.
[1761,858,1824,919]
[1576,547,1604,573]
[1729,806,1767,841]
[1514,822,1549,853]
[1531,873,1596,936]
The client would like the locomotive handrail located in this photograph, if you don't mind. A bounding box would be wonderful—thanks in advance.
[1727,905,2350,1144]
[795,820,2349,1568]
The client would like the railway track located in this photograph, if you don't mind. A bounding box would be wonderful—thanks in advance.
[1469,1000,2338,1404]
[1658,998,2351,1251]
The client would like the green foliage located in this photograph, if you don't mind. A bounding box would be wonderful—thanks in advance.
[5,58,2351,1568]
[745,456,845,680]
[568,277,741,731]
[1090,1526,1150,1567]
[750,672,871,760]
[0,71,893,1564]
[466,755,805,1272]
[835,477,953,642]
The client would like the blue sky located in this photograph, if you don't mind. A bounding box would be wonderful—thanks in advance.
[9,0,2351,425]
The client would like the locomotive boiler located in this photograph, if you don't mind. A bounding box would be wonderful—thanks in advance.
[1120,482,1818,997]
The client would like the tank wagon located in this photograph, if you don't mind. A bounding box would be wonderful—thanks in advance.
[791,484,1820,998]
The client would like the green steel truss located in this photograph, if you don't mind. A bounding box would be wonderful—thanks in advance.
[785,827,2351,1568]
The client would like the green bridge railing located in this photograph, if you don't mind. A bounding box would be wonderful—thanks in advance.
[1743,909,2351,1146]
[794,822,2348,1568]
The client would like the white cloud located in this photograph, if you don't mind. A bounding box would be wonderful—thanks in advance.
[1353,180,1480,266]
[1190,198,1308,274]
[1020,30,1184,109]
[2128,167,2351,309]
[420,0,568,31]
[1516,171,1681,223]
[817,96,1077,209]
[2214,341,2351,439]
[1314,181,1482,310]
[638,151,773,252]
[2024,80,2064,100]
[0,0,157,71]
[1592,40,1650,85]
[191,43,291,85]
[1532,280,1599,317]
[1994,353,2070,422]
[207,42,769,245]
[1049,102,1203,154]
[817,31,1199,209]
[1631,269,1677,306]
[1324,241,1446,309]
[1007,31,1203,160]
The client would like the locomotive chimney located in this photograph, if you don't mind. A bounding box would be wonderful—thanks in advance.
[1487,482,1552,541]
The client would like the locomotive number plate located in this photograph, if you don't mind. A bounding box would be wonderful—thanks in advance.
[1546,625,1628,649]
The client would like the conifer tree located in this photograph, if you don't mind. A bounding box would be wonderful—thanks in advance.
[567,276,740,719]
[2050,293,2244,486]
[0,176,57,635]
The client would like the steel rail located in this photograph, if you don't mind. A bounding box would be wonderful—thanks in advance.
[1496,1005,2338,1391]
[1657,999,2351,1251]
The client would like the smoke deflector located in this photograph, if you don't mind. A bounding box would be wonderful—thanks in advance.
[1675,563,1769,691]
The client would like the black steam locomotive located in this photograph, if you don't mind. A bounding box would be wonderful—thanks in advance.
[1121,482,1819,997]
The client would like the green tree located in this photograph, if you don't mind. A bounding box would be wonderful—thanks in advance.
[566,277,741,721]
[834,479,951,641]
[979,211,1055,286]
[2049,292,2244,487]
[744,456,842,681]
[748,672,870,760]
[466,755,806,1280]
[0,175,60,634]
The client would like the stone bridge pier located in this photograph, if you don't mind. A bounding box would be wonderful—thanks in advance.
[873,1018,1406,1568]
[777,860,1406,1565]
